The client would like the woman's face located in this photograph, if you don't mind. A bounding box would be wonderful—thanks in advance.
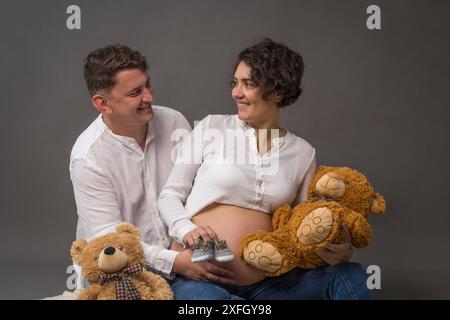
[232,61,279,126]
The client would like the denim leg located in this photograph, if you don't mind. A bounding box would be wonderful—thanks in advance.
[171,276,236,300]
[320,262,374,300]
[245,262,373,300]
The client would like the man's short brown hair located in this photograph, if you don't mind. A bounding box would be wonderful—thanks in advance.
[83,44,148,96]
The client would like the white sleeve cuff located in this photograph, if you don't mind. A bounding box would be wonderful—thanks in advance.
[171,220,198,244]
[142,243,179,278]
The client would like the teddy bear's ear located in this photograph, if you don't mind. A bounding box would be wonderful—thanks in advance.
[314,166,340,182]
[370,192,386,214]
[116,223,141,240]
[71,240,87,264]
[315,166,331,176]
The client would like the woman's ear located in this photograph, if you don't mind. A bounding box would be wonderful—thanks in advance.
[274,92,283,104]
[268,92,283,105]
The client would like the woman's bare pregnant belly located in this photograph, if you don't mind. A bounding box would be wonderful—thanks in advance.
[182,204,272,285]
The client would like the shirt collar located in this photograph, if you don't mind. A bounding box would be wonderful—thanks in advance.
[236,114,251,131]
[234,114,290,146]
[100,115,155,152]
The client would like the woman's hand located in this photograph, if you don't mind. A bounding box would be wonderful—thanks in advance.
[172,249,237,285]
[315,224,353,265]
[183,225,218,248]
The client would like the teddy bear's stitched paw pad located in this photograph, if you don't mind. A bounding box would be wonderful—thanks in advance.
[243,240,283,273]
[297,207,333,245]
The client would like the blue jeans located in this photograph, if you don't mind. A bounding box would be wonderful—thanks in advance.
[170,262,373,300]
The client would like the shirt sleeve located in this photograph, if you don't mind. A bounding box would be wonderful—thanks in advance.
[141,242,179,278]
[70,158,177,277]
[70,158,123,239]
[292,148,317,206]
[158,115,211,244]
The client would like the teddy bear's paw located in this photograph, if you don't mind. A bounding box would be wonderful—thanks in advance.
[243,240,283,273]
[297,207,334,245]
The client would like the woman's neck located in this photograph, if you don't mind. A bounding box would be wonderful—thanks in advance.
[246,118,279,131]
[246,118,286,139]
[246,118,286,155]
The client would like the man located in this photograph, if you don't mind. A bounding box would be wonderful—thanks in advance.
[70,44,236,289]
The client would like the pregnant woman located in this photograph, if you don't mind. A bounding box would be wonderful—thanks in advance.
[158,38,372,300]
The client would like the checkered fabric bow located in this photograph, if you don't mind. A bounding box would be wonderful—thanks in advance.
[98,263,143,300]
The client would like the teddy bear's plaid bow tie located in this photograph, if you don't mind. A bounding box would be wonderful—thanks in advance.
[98,263,143,300]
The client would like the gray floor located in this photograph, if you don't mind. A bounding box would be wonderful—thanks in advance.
[1,259,449,300]
[0,260,73,300]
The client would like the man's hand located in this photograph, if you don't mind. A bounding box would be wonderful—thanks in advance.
[183,226,218,248]
[316,224,353,265]
[172,249,236,285]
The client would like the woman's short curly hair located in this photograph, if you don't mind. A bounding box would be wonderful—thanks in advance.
[235,38,304,107]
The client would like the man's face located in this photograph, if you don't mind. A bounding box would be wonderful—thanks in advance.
[104,68,154,129]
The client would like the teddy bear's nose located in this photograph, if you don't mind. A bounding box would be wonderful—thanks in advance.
[104,247,116,255]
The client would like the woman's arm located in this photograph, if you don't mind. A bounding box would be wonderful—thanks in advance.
[292,148,317,206]
[316,224,353,265]
[158,115,211,244]
[288,149,353,264]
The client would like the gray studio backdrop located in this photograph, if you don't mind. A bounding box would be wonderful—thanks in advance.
[0,0,449,299]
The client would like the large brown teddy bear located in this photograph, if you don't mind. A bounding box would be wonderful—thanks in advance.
[71,223,174,300]
[240,166,386,276]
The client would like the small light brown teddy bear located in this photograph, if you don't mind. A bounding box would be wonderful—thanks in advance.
[240,166,386,276]
[71,223,174,300]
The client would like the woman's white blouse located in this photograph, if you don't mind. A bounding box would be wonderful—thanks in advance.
[158,114,316,244]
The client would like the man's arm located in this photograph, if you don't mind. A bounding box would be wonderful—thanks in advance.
[172,248,236,285]
[70,158,122,239]
[70,158,177,277]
